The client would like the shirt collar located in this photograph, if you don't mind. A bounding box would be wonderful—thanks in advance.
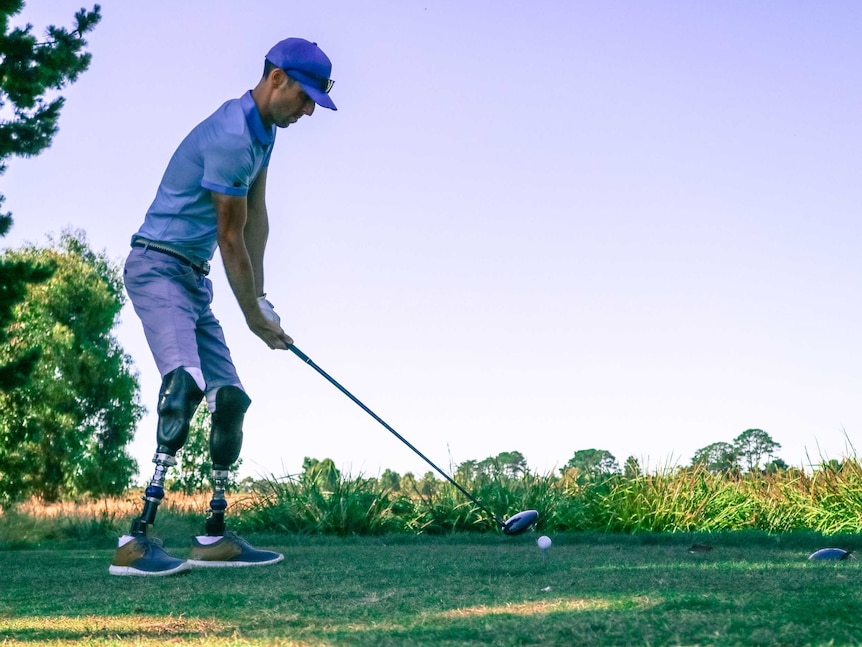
[240,90,275,147]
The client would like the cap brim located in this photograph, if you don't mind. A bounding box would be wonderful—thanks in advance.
[300,83,337,111]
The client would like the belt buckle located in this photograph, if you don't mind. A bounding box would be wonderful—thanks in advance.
[199,260,211,275]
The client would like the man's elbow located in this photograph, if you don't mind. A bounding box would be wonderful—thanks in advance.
[218,232,247,257]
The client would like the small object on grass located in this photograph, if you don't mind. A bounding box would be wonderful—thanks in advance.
[688,543,713,553]
[808,548,854,561]
[537,535,551,561]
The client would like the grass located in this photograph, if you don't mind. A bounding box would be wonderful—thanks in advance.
[7,459,862,543]
[5,463,862,644]
[224,460,862,537]
[0,493,211,550]
[2,532,862,645]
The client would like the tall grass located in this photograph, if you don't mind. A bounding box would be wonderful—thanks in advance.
[225,466,568,537]
[546,461,862,534]
[232,472,405,535]
[5,460,862,543]
[233,460,862,536]
[0,491,207,547]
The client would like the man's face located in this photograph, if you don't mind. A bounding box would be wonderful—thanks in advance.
[270,75,315,128]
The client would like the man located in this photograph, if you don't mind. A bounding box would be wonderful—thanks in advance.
[110,38,337,576]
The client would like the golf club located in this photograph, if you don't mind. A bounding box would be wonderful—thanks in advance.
[289,344,539,535]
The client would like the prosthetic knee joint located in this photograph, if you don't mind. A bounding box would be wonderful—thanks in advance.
[130,368,204,536]
[205,385,251,536]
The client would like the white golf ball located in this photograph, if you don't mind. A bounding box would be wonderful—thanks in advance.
[537,535,552,550]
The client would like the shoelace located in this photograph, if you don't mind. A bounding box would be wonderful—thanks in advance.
[221,531,249,547]
[135,536,165,554]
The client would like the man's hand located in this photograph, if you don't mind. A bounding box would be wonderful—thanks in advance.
[258,296,280,325]
[250,296,292,350]
[246,309,293,350]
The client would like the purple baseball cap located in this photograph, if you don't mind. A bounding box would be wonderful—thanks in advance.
[266,38,337,111]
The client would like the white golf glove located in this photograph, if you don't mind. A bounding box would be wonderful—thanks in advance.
[257,295,281,326]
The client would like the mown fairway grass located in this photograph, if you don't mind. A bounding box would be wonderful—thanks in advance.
[2,532,862,646]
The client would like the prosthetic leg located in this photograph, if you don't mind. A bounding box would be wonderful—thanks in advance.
[188,385,283,567]
[129,368,204,536]
[204,385,251,535]
[111,368,203,575]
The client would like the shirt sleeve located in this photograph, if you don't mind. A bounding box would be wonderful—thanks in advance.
[200,130,254,197]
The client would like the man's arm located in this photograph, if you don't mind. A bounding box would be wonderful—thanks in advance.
[213,188,292,350]
[244,167,269,298]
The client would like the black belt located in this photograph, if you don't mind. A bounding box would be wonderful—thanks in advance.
[131,237,211,276]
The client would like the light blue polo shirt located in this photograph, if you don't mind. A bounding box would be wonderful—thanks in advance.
[134,91,276,261]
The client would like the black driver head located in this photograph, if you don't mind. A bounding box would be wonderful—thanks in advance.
[501,509,539,535]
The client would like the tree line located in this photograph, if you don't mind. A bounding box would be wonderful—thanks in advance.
[283,429,786,502]
[563,428,785,481]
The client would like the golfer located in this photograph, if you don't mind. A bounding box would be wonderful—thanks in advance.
[110,38,337,576]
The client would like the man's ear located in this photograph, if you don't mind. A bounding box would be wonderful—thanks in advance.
[270,67,289,88]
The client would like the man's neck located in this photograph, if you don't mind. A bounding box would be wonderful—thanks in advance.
[251,84,274,129]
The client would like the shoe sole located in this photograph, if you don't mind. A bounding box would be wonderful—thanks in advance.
[187,554,284,568]
[109,561,192,577]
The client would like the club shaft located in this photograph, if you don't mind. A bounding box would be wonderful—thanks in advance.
[289,345,504,527]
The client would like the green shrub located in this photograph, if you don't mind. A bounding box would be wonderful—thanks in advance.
[7,458,862,542]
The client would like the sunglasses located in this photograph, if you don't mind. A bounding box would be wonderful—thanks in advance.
[284,69,334,94]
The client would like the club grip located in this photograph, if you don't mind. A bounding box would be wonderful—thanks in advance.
[288,344,311,363]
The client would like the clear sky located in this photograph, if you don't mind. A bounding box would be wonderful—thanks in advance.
[3,1,861,483]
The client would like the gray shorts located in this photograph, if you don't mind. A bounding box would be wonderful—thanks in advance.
[124,246,242,391]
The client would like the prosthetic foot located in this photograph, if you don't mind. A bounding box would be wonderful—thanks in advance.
[187,386,283,567]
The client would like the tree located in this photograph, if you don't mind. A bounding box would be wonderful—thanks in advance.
[417,471,438,497]
[0,230,143,502]
[475,451,529,479]
[300,457,340,492]
[691,442,739,473]
[733,428,781,472]
[495,450,528,478]
[562,449,619,477]
[455,459,478,484]
[763,457,789,474]
[477,456,497,478]
[378,468,401,492]
[0,2,101,390]
[0,254,53,388]
[821,459,845,473]
[623,455,641,479]
[399,472,417,495]
[170,403,242,495]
